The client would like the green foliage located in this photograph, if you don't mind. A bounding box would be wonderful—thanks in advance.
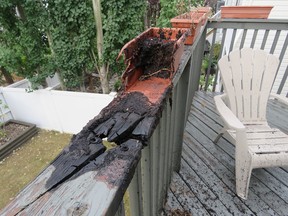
[113,79,122,91]
[0,0,146,90]
[200,42,221,91]
[156,0,177,27]
[157,0,204,27]
[102,0,145,74]
[0,0,52,88]
[212,42,221,60]
[47,0,96,89]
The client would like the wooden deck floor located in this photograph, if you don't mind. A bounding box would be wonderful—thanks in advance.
[164,91,288,215]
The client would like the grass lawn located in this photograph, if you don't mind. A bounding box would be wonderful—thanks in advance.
[0,129,72,209]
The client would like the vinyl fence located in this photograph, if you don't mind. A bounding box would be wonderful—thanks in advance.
[1,84,115,134]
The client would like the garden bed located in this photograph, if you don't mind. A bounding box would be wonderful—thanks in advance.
[0,120,37,160]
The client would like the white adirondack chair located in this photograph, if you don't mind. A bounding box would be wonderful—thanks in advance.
[214,48,288,199]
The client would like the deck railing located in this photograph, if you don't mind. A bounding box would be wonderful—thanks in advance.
[127,24,207,216]
[201,19,288,95]
[126,18,288,215]
[2,19,288,216]
[1,26,204,216]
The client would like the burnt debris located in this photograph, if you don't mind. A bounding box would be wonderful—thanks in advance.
[45,27,186,191]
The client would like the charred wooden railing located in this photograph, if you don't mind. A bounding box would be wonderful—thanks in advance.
[202,19,288,95]
[0,27,206,215]
[127,27,206,216]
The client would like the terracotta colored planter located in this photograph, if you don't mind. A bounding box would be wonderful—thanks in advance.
[170,11,205,45]
[221,6,273,19]
[117,28,188,94]
[192,7,212,24]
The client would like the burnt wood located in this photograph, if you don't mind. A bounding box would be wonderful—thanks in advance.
[1,86,170,216]
[2,140,142,216]
[1,31,188,215]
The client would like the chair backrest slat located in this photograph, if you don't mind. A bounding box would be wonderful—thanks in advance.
[218,55,238,115]
[251,49,267,120]
[218,48,279,122]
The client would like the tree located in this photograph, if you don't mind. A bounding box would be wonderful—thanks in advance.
[0,0,146,93]
[94,0,146,93]
[47,0,96,91]
[92,0,109,93]
[0,0,52,89]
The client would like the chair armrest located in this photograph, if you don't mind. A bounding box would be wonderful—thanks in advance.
[270,93,288,106]
[214,94,245,130]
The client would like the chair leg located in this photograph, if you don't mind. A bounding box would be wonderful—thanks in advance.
[214,126,227,144]
[235,152,252,200]
[214,133,223,143]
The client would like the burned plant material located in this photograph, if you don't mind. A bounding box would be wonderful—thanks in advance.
[136,37,175,80]
[118,27,188,90]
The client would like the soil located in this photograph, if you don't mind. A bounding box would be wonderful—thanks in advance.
[131,28,183,82]
[136,37,176,80]
[0,123,28,147]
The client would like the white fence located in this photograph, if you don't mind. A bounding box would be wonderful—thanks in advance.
[0,91,13,123]
[1,85,115,134]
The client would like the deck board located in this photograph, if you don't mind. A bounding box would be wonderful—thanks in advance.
[164,91,288,215]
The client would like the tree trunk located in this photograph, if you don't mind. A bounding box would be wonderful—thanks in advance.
[92,0,110,94]
[46,30,67,90]
[0,67,14,85]
[16,4,26,21]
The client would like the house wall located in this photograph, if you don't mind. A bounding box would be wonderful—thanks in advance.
[242,0,288,95]
[222,0,288,96]
[224,0,243,6]
[242,0,288,19]
[1,87,115,134]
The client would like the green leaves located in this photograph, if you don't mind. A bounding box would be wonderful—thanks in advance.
[156,0,204,27]
[0,0,145,90]
[101,0,145,74]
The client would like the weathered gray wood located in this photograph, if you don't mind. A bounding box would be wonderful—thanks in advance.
[179,159,232,215]
[164,92,288,215]
[0,135,106,215]
[173,72,189,172]
[158,104,169,211]
[192,96,288,200]
[141,143,151,216]
[115,201,125,216]
[189,93,288,210]
[4,140,142,216]
[150,124,160,216]
[182,149,256,215]
[188,105,288,204]
[184,124,288,214]
[183,130,281,215]
[128,165,142,216]
[162,188,185,215]
[267,100,288,134]
[169,172,209,215]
